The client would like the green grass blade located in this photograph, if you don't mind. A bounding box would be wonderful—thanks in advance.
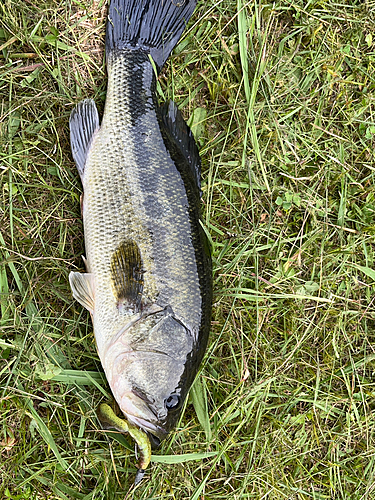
[237,0,250,105]
[151,451,217,464]
[24,397,69,472]
[190,375,212,441]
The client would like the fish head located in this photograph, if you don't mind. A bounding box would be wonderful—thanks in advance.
[106,306,200,441]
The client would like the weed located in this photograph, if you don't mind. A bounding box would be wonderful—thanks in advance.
[1,0,375,498]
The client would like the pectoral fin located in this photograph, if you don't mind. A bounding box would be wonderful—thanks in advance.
[69,271,95,314]
[111,240,144,312]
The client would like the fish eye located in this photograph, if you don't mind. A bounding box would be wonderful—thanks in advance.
[165,394,180,410]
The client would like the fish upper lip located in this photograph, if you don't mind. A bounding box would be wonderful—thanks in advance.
[129,387,169,434]
[131,386,155,408]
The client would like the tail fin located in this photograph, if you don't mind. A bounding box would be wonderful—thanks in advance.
[105,0,197,71]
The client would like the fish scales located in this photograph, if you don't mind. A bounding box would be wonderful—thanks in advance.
[69,0,212,479]
[85,51,204,346]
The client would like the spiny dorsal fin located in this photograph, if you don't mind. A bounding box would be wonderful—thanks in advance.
[69,272,95,314]
[69,99,99,180]
[160,100,202,196]
[111,240,144,312]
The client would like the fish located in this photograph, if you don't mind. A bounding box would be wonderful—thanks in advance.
[68,0,212,480]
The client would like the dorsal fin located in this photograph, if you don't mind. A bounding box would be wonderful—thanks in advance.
[111,240,144,312]
[69,99,100,180]
[160,100,202,196]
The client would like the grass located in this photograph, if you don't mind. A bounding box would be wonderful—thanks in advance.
[1,0,375,498]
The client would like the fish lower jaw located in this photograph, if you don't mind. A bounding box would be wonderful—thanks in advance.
[125,413,168,440]
[109,381,167,439]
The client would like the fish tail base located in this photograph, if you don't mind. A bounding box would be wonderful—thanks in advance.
[105,0,197,71]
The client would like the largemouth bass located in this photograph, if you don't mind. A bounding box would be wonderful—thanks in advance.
[69,0,212,478]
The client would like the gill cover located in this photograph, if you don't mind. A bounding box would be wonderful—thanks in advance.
[105,305,196,439]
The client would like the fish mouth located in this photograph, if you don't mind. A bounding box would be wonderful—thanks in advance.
[117,384,170,441]
[126,412,168,441]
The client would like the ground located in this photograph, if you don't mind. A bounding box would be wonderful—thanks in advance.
[1,0,375,499]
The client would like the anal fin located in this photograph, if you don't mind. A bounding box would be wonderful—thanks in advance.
[69,271,95,314]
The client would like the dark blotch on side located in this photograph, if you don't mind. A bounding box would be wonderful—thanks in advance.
[111,239,144,311]
[155,99,213,357]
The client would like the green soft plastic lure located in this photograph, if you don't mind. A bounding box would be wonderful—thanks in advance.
[98,403,151,484]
